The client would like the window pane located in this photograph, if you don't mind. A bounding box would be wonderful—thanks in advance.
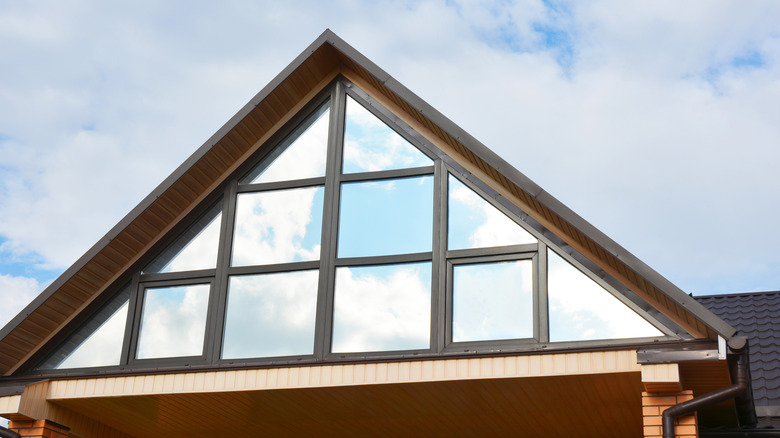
[222,270,318,359]
[448,175,535,250]
[547,249,663,342]
[342,96,432,173]
[136,284,210,359]
[452,260,533,342]
[232,186,324,266]
[241,103,330,184]
[143,202,222,274]
[332,262,431,353]
[39,285,130,369]
[338,176,432,257]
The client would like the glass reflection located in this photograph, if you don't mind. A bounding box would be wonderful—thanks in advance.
[547,249,663,342]
[242,103,330,184]
[342,96,432,173]
[143,202,222,274]
[332,262,431,353]
[452,260,533,342]
[338,176,432,257]
[40,285,130,370]
[136,284,210,359]
[232,186,324,266]
[222,270,318,359]
[448,175,535,250]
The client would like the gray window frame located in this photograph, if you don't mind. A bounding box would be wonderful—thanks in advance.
[23,77,680,377]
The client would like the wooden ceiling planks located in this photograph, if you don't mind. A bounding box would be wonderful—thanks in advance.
[50,373,644,437]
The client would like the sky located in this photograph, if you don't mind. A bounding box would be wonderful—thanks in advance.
[1,0,780,332]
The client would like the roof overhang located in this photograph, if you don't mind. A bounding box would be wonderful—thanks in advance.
[0,30,735,376]
[1,350,649,437]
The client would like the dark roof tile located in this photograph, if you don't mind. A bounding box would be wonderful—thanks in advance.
[697,291,780,408]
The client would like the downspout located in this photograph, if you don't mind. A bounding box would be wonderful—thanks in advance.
[0,425,21,438]
[663,337,756,438]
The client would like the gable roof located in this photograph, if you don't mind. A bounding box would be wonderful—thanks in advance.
[0,29,734,376]
[697,291,780,416]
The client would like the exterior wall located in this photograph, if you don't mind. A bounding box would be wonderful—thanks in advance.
[9,419,69,438]
[643,390,697,438]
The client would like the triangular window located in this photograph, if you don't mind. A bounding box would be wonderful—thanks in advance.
[241,102,330,184]
[448,175,536,250]
[38,284,130,370]
[32,80,678,374]
[342,95,432,173]
[143,202,222,274]
[547,249,663,342]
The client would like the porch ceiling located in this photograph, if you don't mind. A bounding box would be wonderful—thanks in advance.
[53,372,643,438]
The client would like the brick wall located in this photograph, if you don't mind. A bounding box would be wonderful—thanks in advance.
[8,419,69,438]
[642,390,697,438]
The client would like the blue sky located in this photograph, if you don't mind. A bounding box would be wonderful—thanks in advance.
[1,0,780,333]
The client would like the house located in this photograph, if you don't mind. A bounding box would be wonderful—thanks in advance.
[0,30,766,437]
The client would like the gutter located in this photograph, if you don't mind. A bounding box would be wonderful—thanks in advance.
[0,426,21,438]
[663,337,757,438]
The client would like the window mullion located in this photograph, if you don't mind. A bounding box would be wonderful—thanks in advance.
[432,159,447,353]
[536,241,549,343]
[314,82,346,359]
[208,183,239,362]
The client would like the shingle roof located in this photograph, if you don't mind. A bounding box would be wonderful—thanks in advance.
[696,291,780,409]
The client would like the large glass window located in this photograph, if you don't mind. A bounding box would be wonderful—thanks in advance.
[222,270,318,359]
[136,283,211,359]
[342,96,432,173]
[39,285,131,370]
[547,249,663,342]
[143,202,222,274]
[448,175,536,250]
[242,103,330,184]
[231,186,324,266]
[452,259,533,342]
[338,176,433,258]
[35,80,673,374]
[332,262,431,353]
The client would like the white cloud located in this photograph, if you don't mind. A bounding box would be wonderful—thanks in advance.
[547,250,662,341]
[343,95,432,172]
[136,284,210,359]
[332,263,431,353]
[453,260,533,342]
[0,273,40,329]
[56,302,128,369]
[232,187,322,266]
[449,177,536,249]
[1,0,779,334]
[222,270,318,359]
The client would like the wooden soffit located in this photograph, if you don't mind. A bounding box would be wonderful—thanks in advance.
[2,351,647,437]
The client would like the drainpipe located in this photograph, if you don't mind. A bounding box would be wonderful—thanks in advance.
[0,425,21,438]
[663,337,756,438]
